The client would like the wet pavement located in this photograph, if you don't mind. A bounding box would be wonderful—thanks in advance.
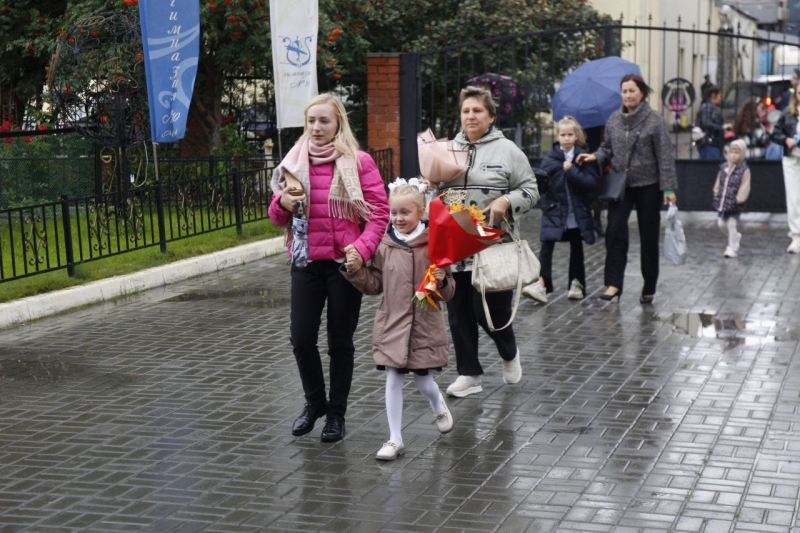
[1,211,800,533]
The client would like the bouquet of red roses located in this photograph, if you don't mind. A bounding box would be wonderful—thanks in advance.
[414,193,505,309]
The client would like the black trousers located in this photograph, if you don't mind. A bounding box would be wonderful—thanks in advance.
[604,183,662,296]
[539,228,585,293]
[290,260,363,418]
[446,271,517,377]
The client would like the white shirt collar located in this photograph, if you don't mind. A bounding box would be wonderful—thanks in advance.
[562,146,575,162]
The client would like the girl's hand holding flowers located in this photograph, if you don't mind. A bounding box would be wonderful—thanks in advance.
[432,268,445,282]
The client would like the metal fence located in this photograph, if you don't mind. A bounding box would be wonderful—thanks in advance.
[397,19,800,175]
[0,163,271,283]
[0,147,394,284]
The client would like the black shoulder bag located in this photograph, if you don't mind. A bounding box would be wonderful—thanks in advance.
[597,131,641,202]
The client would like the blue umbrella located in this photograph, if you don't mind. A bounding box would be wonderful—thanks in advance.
[551,56,642,128]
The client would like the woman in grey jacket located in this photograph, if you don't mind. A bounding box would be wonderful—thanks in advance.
[440,86,539,398]
[576,74,678,304]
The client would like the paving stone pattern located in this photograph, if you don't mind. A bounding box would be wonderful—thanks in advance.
[1,212,800,533]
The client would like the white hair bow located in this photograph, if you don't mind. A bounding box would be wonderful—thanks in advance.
[388,177,427,193]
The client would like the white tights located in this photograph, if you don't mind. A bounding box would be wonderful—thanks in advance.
[385,367,445,444]
[717,216,740,250]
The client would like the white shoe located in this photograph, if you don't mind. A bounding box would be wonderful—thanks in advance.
[788,238,800,254]
[724,247,737,258]
[446,375,482,397]
[434,393,453,433]
[501,350,522,384]
[522,282,547,303]
[567,279,584,300]
[376,441,405,461]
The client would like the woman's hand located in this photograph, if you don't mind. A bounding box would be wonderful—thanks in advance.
[575,153,596,165]
[343,244,363,272]
[787,137,797,150]
[432,268,445,282]
[482,196,511,227]
[663,192,677,205]
[279,187,306,214]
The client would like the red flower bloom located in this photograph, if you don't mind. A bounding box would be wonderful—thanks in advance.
[326,36,335,42]
[232,31,241,37]
[331,28,342,36]
[37,124,47,130]
[332,73,341,80]
[227,15,236,21]
[24,136,31,144]
[4,137,12,144]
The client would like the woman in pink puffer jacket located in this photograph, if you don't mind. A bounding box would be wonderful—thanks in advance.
[268,94,389,443]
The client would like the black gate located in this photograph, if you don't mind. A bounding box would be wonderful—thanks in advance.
[398,19,800,184]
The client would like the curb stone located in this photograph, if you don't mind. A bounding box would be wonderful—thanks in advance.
[0,236,285,329]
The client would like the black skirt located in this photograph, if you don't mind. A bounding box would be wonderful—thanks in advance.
[376,365,443,376]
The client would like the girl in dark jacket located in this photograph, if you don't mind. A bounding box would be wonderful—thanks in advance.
[524,116,597,302]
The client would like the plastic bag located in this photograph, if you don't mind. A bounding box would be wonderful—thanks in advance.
[663,203,687,265]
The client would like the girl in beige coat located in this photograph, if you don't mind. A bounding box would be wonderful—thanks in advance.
[344,179,455,461]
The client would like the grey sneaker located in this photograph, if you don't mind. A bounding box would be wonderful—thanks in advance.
[523,282,547,303]
[446,375,482,397]
[501,349,522,384]
[567,280,584,300]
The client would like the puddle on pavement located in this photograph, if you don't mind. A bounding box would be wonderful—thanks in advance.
[656,312,782,347]
[0,353,138,384]
[165,288,289,308]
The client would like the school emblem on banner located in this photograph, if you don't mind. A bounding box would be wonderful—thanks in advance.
[270,1,319,129]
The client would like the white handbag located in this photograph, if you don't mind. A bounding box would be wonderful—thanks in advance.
[472,227,540,331]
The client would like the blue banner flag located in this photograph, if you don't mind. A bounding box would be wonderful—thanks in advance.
[139,0,200,143]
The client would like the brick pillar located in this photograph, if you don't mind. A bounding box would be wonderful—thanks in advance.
[367,53,401,179]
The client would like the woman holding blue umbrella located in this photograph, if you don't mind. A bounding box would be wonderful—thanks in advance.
[576,74,678,304]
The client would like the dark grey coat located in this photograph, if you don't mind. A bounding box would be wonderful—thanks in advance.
[594,101,678,191]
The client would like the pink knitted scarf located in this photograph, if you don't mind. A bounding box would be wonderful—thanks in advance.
[271,137,374,222]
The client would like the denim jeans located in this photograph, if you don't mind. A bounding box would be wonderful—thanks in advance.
[698,144,722,160]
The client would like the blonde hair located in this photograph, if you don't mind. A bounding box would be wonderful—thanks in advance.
[301,93,361,165]
[389,184,426,209]
[728,139,747,161]
[557,116,586,147]
[791,89,800,117]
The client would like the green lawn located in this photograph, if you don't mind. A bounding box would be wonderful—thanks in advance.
[0,218,282,304]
